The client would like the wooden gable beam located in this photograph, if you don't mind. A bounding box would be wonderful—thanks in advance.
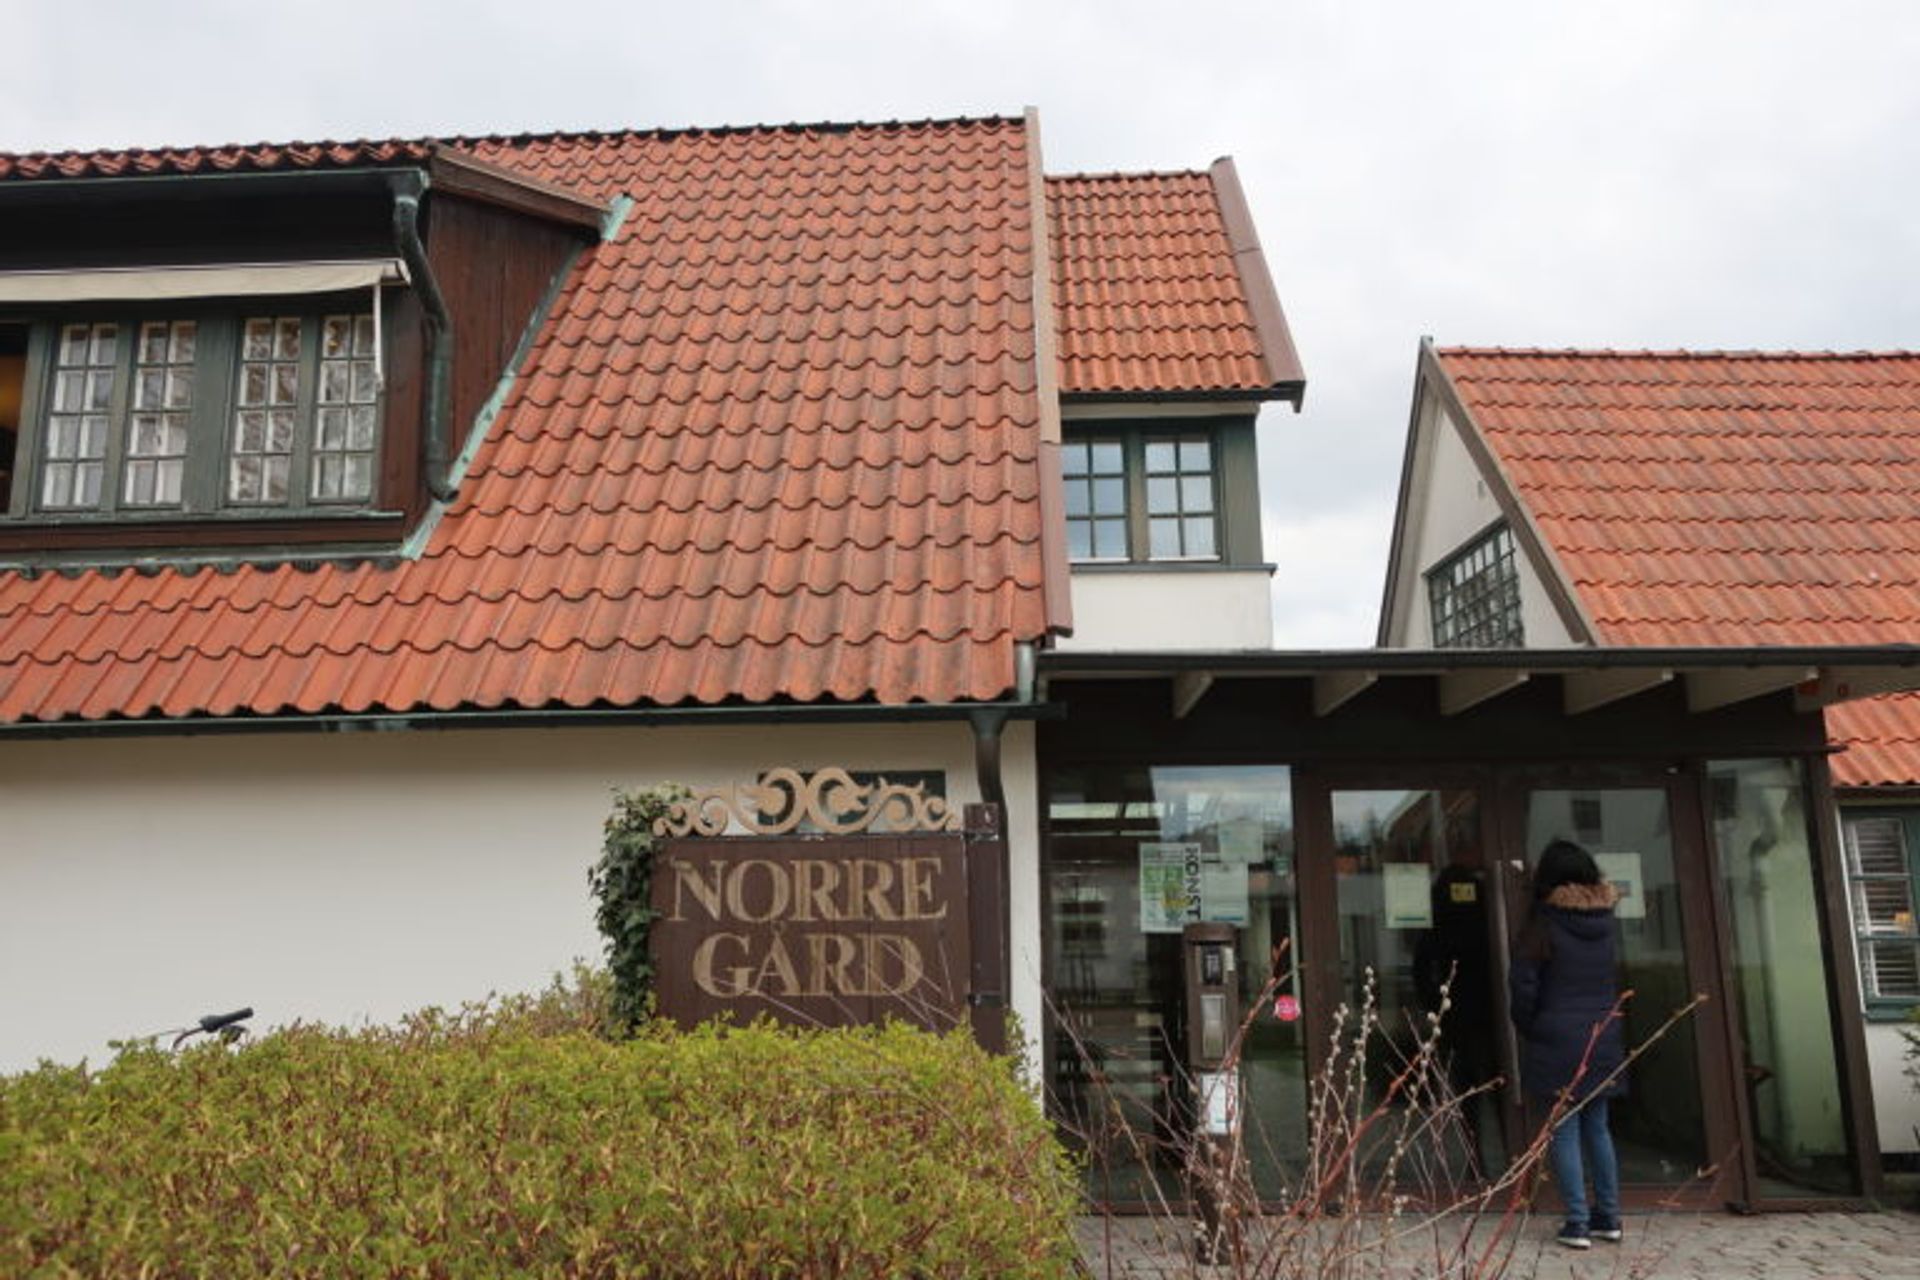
[1438,669,1530,716]
[1563,668,1673,715]
[1172,671,1215,720]
[1685,666,1818,713]
[1312,670,1377,717]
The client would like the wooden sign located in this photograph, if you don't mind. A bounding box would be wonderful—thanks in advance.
[651,834,971,1032]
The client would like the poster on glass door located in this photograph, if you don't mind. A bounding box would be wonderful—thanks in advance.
[1140,842,1250,931]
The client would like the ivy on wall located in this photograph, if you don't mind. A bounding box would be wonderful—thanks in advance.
[588,785,687,1032]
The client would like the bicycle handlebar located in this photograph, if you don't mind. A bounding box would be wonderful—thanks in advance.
[197,1008,253,1034]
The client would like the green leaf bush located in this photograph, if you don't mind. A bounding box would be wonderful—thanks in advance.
[1,977,1079,1279]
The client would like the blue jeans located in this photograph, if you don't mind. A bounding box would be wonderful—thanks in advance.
[1548,1097,1620,1230]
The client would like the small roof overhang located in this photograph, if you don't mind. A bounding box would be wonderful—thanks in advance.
[1041,645,1920,720]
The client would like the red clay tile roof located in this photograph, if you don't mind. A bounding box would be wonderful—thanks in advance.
[0,139,435,180]
[1047,163,1303,399]
[1434,347,1920,788]
[0,119,1060,720]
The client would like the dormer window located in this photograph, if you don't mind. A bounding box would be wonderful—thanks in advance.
[2,277,392,526]
[1063,426,1222,563]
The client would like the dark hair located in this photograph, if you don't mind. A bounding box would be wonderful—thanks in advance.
[1533,838,1601,901]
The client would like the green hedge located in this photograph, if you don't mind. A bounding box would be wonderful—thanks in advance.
[1,984,1078,1279]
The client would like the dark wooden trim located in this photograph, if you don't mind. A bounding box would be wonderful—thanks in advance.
[965,802,1010,1054]
[1061,386,1302,406]
[0,512,409,556]
[1808,755,1886,1200]
[1288,766,1340,1090]
[1673,761,1758,1210]
[1418,342,1598,644]
[426,149,608,234]
[1207,157,1305,408]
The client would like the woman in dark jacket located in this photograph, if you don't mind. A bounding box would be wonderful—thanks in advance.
[1508,840,1625,1250]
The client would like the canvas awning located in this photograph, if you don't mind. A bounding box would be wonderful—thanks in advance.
[0,258,408,304]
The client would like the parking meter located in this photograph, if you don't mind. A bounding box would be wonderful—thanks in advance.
[1181,922,1243,1265]
[1182,922,1240,1069]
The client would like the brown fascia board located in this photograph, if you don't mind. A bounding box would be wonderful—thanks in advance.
[426,147,609,234]
[1023,106,1075,640]
[1208,157,1306,411]
[1417,339,1600,645]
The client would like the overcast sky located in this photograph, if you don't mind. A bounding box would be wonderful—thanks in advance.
[6,1,1917,645]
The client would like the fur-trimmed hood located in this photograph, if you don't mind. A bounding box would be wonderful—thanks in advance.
[1543,881,1620,913]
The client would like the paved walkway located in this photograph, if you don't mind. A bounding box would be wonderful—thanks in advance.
[1076,1210,1920,1279]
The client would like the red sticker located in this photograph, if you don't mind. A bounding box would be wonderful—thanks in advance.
[1273,994,1301,1023]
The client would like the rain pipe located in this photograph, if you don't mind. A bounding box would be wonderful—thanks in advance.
[389,171,457,502]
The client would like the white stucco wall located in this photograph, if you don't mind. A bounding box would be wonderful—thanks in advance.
[1386,396,1574,649]
[1865,1022,1919,1155]
[0,719,1043,1073]
[1057,567,1275,651]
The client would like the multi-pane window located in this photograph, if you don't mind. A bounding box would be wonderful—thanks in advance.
[1426,523,1524,648]
[41,323,117,510]
[1842,813,1920,1005]
[311,314,380,502]
[1063,437,1128,559]
[125,321,197,507]
[1062,428,1223,563]
[231,317,303,505]
[8,305,383,521]
[1144,437,1216,559]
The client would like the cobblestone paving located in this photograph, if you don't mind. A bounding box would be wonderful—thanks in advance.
[1076,1211,1920,1280]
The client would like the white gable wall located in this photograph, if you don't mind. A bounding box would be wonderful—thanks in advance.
[1384,391,1576,649]
[0,720,1044,1075]
[1057,568,1274,651]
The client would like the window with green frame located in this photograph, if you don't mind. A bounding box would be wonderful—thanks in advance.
[1061,427,1220,563]
[1840,807,1920,1014]
[5,302,384,522]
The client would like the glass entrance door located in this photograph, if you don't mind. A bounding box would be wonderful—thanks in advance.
[1045,764,1302,1203]
[1328,787,1505,1183]
[1516,785,1715,1193]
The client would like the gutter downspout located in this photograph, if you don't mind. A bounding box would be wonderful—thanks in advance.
[969,640,1039,815]
[389,171,457,502]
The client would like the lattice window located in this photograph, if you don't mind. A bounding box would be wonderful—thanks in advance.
[123,320,196,507]
[312,314,379,502]
[1144,437,1216,559]
[41,323,117,510]
[1427,524,1524,648]
[1063,436,1128,560]
[231,317,304,505]
[1844,814,1920,1002]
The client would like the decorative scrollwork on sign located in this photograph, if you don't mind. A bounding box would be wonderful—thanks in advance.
[651,767,960,837]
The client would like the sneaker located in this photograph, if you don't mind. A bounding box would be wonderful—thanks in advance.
[1555,1223,1592,1250]
[1589,1217,1623,1243]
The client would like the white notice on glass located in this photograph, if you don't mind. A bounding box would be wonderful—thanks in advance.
[1383,863,1433,929]
[1595,852,1646,920]
[1199,859,1250,926]
[1196,1069,1239,1136]
[1139,842,1203,934]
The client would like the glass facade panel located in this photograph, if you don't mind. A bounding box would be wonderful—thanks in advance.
[1523,788,1708,1183]
[1708,759,1858,1196]
[1331,788,1503,1178]
[1048,765,1299,1201]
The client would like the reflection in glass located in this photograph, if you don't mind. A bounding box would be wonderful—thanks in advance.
[1047,765,1299,1201]
[1331,789,1502,1179]
[1708,759,1857,1196]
